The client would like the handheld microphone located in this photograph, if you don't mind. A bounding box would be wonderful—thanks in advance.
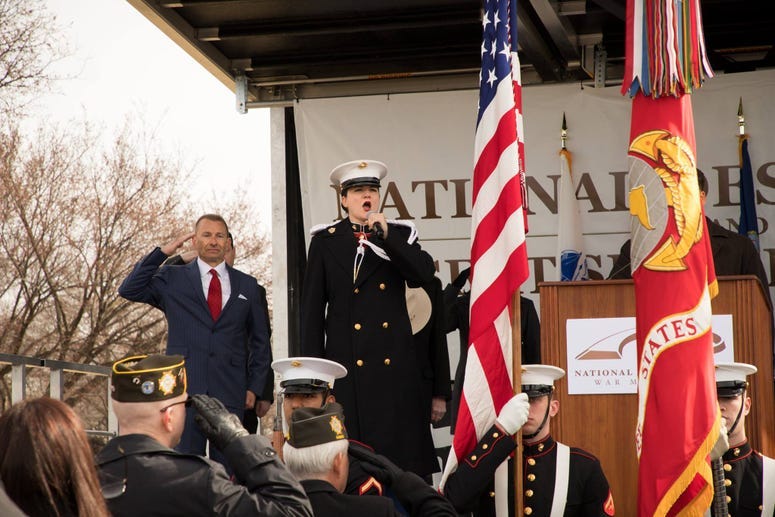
[365,211,384,238]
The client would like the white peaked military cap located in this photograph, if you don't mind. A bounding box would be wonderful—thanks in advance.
[272,357,348,394]
[521,365,565,397]
[405,285,432,335]
[330,159,387,191]
[715,362,757,397]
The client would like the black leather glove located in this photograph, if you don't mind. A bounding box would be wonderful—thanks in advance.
[348,442,403,487]
[190,394,248,451]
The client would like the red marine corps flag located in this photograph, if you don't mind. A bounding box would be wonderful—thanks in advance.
[622,0,720,515]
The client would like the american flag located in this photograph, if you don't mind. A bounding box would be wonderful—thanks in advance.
[440,0,529,501]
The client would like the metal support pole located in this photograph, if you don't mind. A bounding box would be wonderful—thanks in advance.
[235,72,248,114]
[50,368,64,400]
[11,364,26,404]
[594,45,607,88]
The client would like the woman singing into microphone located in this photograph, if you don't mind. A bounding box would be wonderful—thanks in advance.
[300,160,441,480]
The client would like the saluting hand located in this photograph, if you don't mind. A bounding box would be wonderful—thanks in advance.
[161,231,195,256]
[190,394,248,451]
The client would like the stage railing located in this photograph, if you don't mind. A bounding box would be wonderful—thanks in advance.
[0,353,116,437]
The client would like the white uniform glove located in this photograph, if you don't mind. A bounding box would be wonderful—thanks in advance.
[495,392,530,435]
[710,419,729,461]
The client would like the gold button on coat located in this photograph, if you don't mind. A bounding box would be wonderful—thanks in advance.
[537,444,544,451]
[482,444,489,450]
[525,489,533,497]
[527,458,536,466]
[724,479,731,486]
[470,455,477,461]
[524,507,532,515]
[382,322,389,328]
[384,359,391,365]
[354,288,359,294]
[527,474,535,481]
[356,360,364,367]
[492,432,499,438]
[354,323,362,330]
[723,464,732,472]
[488,491,495,498]
[379,283,386,290]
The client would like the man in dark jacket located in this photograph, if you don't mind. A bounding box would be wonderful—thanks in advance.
[608,170,770,306]
[97,354,312,517]
[283,402,456,517]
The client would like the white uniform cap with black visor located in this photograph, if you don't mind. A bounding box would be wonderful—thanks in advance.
[329,160,387,193]
[520,364,565,399]
[272,357,348,394]
[715,362,757,398]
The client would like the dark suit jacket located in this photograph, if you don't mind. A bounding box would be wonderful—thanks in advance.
[609,217,770,305]
[119,247,270,411]
[301,479,396,517]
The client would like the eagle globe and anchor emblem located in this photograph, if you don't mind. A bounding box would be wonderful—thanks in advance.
[627,129,704,274]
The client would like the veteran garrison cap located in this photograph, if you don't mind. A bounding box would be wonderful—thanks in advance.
[330,160,387,192]
[287,402,348,448]
[521,364,565,398]
[715,362,757,397]
[272,357,347,394]
[111,354,187,402]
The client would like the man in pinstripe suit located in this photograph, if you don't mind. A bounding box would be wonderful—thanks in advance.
[119,214,270,467]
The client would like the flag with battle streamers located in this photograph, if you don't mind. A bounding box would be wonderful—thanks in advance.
[627,94,720,516]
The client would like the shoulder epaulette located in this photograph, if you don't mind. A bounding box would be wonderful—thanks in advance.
[387,219,418,244]
[310,222,338,236]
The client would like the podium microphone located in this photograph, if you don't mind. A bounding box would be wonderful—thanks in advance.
[365,211,384,238]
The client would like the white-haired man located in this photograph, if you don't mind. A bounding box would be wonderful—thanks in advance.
[283,402,456,516]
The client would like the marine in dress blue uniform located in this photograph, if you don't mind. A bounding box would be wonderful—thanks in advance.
[300,160,438,477]
[444,365,615,517]
[715,362,775,517]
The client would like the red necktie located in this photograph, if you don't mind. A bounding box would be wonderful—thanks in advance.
[207,269,222,321]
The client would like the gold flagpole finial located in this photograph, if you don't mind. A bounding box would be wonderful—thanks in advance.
[561,112,568,149]
[737,97,745,136]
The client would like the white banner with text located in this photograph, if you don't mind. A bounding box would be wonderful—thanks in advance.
[565,315,735,394]
[294,69,775,307]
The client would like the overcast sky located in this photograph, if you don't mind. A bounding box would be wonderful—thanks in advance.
[38,0,272,231]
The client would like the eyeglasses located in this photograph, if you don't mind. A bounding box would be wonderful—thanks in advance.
[159,396,192,413]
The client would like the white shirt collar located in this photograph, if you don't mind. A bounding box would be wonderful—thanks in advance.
[196,257,228,278]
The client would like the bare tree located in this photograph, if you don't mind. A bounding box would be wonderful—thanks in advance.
[0,118,271,416]
[0,0,66,114]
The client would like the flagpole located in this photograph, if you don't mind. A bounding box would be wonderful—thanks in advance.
[511,293,523,517]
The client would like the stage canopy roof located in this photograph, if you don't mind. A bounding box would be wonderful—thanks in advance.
[129,0,775,107]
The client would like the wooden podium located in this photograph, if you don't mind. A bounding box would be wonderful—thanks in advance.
[539,276,774,517]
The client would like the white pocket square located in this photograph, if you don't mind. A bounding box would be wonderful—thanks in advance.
[238,294,248,300]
